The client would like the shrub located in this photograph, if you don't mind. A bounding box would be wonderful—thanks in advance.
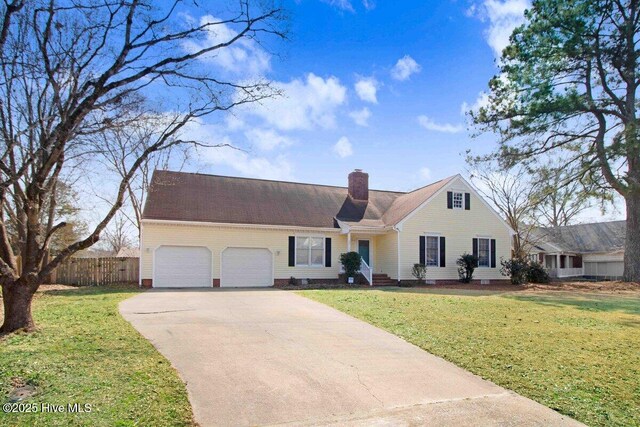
[527,261,550,283]
[288,276,297,286]
[411,263,428,283]
[500,258,551,285]
[457,253,478,283]
[339,251,362,283]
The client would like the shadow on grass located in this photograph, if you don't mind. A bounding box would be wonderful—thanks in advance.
[41,284,141,297]
[375,286,518,297]
[508,294,640,316]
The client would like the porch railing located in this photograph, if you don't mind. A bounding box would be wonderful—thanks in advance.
[360,259,373,286]
[548,267,584,278]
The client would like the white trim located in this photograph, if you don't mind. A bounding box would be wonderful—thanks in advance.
[142,218,340,233]
[152,244,213,288]
[138,222,144,287]
[452,191,464,210]
[476,237,492,268]
[396,175,516,236]
[395,227,401,281]
[294,235,326,267]
[220,246,274,288]
[423,234,441,267]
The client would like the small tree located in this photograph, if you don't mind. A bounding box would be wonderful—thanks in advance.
[457,253,478,283]
[411,263,427,284]
[339,252,362,283]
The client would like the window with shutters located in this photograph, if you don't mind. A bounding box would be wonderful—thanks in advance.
[478,238,490,267]
[425,236,439,267]
[296,236,324,266]
[453,192,464,209]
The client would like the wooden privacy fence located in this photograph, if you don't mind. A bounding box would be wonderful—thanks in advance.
[51,257,139,286]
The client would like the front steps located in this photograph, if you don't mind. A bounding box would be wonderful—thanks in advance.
[372,273,396,286]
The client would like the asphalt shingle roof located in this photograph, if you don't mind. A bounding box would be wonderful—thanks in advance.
[142,170,455,228]
[533,221,626,253]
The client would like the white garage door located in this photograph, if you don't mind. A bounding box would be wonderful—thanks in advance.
[221,248,272,288]
[154,246,211,288]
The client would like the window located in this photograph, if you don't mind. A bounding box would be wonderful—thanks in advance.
[478,238,490,267]
[296,236,324,266]
[425,236,439,267]
[453,192,463,209]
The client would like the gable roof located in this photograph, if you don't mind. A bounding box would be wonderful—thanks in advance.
[532,221,626,254]
[381,176,456,225]
[143,170,409,228]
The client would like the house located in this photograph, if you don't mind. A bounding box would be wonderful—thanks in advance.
[139,169,514,288]
[528,221,626,280]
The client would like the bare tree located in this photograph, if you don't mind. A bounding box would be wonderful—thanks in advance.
[532,163,609,227]
[467,155,540,258]
[102,213,133,254]
[0,0,286,333]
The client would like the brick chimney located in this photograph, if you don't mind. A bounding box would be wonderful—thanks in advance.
[348,169,369,201]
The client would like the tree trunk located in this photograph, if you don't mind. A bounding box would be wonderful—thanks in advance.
[623,191,640,282]
[0,281,37,334]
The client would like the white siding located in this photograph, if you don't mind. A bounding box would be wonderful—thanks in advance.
[141,222,346,282]
[398,178,512,280]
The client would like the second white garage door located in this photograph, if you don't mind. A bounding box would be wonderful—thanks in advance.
[221,248,273,287]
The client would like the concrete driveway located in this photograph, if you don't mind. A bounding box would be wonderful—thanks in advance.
[120,289,582,427]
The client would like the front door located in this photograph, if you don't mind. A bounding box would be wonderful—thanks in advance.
[358,240,370,266]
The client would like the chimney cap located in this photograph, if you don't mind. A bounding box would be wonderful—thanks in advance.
[354,168,363,172]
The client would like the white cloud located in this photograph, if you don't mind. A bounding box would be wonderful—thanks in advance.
[349,107,371,127]
[481,0,529,58]
[419,167,432,181]
[354,77,379,104]
[321,0,375,11]
[240,73,347,131]
[417,115,464,133]
[183,15,271,76]
[204,145,294,180]
[181,119,294,180]
[244,128,294,151]
[460,92,490,116]
[391,55,422,81]
[333,136,353,158]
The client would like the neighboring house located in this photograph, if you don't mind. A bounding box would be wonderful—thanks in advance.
[139,169,514,288]
[528,221,626,280]
[116,247,140,258]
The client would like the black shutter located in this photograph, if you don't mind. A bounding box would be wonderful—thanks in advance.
[325,238,331,267]
[465,193,471,210]
[439,236,446,267]
[472,238,478,259]
[447,191,453,209]
[419,236,426,265]
[288,236,295,267]
[490,239,496,268]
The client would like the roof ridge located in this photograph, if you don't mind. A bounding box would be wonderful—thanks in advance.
[545,219,626,230]
[401,174,458,194]
[154,169,409,194]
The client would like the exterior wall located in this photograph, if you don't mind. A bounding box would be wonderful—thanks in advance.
[583,252,624,262]
[141,222,346,284]
[583,251,624,279]
[375,231,398,279]
[398,179,512,280]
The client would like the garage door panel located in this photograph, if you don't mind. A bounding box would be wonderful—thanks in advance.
[155,246,211,288]
[222,248,272,287]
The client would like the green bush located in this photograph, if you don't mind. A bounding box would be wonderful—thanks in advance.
[500,257,529,285]
[339,251,362,283]
[527,261,550,283]
[412,263,427,283]
[500,258,551,284]
[457,253,478,283]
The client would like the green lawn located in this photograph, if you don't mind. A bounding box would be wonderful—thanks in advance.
[0,286,194,427]
[299,288,640,427]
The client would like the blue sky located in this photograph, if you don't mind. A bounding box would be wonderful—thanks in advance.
[167,0,623,221]
[181,0,524,191]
